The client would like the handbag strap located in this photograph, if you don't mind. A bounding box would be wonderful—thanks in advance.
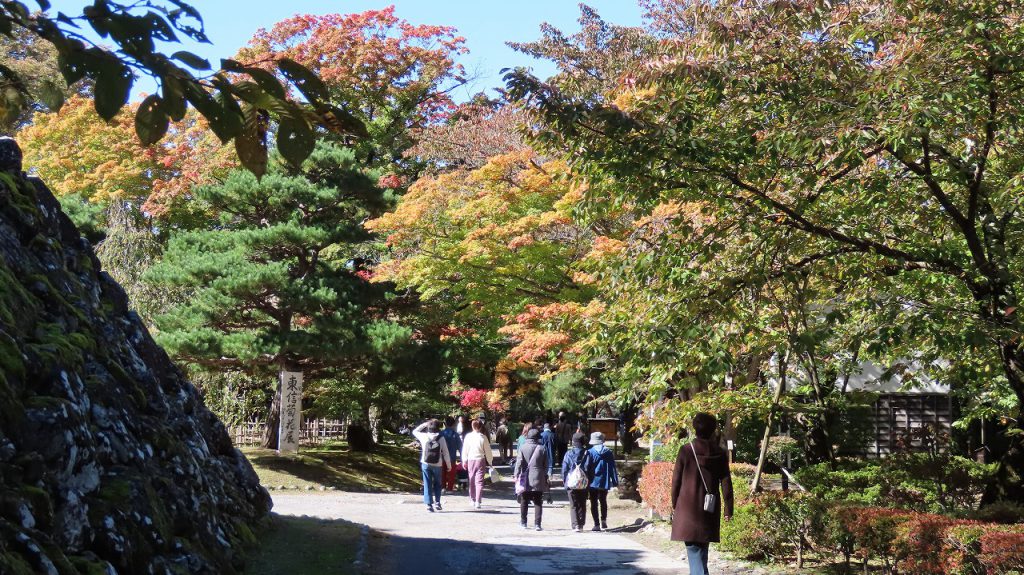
[691,441,710,492]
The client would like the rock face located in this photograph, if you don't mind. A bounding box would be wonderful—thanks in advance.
[0,137,271,574]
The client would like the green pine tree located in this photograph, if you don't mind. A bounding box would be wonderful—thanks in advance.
[146,142,396,447]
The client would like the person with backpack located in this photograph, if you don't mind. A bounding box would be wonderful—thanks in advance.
[439,416,462,492]
[413,419,452,512]
[513,427,549,530]
[585,431,619,531]
[670,412,734,575]
[561,432,592,532]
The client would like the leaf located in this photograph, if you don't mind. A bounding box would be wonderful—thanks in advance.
[277,58,329,102]
[135,94,169,146]
[276,117,315,167]
[162,75,186,121]
[315,104,367,137]
[234,105,268,177]
[244,67,287,100]
[184,81,241,142]
[37,79,65,112]
[94,60,133,121]
[172,50,211,71]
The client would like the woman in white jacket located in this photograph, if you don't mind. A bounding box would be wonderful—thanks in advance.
[462,419,494,508]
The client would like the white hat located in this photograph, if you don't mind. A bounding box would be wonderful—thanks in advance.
[589,432,605,445]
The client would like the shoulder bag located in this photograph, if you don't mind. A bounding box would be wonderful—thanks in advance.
[692,441,717,513]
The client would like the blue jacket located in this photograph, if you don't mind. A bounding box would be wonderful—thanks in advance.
[540,428,556,474]
[439,428,462,460]
[561,446,591,490]
[587,445,619,490]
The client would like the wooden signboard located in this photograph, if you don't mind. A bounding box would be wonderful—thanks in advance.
[278,371,303,453]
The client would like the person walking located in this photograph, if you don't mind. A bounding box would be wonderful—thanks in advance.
[516,421,533,454]
[462,419,494,508]
[554,413,573,466]
[670,412,734,575]
[439,416,462,493]
[496,418,514,463]
[561,432,592,532]
[513,428,549,530]
[539,420,556,503]
[586,431,618,531]
[413,419,452,512]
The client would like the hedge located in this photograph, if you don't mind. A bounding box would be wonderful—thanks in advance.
[638,461,674,518]
[637,460,1024,575]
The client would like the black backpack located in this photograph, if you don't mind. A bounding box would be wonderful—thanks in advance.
[424,437,441,464]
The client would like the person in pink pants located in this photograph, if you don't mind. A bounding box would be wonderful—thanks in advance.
[461,419,494,508]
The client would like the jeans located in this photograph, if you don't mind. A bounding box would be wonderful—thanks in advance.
[519,491,543,526]
[466,459,486,503]
[421,463,442,506]
[567,489,588,529]
[685,542,710,575]
[589,488,608,525]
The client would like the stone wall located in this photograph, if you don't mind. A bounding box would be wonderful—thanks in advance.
[0,138,271,574]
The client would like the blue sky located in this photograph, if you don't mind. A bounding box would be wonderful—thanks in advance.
[46,1,645,101]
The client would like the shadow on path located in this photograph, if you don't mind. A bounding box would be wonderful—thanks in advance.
[382,534,680,575]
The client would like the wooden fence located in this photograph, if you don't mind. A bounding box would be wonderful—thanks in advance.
[230,418,349,447]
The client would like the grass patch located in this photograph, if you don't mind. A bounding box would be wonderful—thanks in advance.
[242,441,422,492]
[246,514,361,575]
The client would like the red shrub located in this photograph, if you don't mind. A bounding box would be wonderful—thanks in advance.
[894,513,959,575]
[639,461,675,518]
[842,507,912,570]
[979,529,1024,574]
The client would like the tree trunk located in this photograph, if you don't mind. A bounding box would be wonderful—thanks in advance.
[752,352,788,494]
[261,373,281,449]
[621,401,639,454]
[982,341,1024,505]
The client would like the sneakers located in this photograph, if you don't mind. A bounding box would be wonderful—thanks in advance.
[427,505,434,513]
[574,527,582,533]
[474,501,481,509]
[591,525,601,532]
[601,521,608,530]
[520,523,529,530]
[534,525,543,531]
[435,502,443,511]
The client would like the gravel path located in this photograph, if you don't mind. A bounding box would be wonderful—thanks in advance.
[270,461,772,575]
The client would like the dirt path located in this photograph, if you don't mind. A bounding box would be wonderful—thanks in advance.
[269,460,773,575]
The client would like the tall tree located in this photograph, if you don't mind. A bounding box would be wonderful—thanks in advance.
[507,0,1024,503]
[146,142,387,447]
[237,7,467,170]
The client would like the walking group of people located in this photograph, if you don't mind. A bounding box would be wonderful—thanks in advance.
[513,423,618,532]
[412,416,493,511]
[412,411,733,575]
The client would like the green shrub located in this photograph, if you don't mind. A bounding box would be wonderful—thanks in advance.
[720,503,766,559]
[971,500,1024,525]
[795,454,993,513]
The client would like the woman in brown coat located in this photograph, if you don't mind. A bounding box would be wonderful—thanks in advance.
[670,412,733,575]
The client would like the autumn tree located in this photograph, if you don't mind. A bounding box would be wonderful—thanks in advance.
[507,0,1024,503]
[406,96,528,172]
[237,7,467,170]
